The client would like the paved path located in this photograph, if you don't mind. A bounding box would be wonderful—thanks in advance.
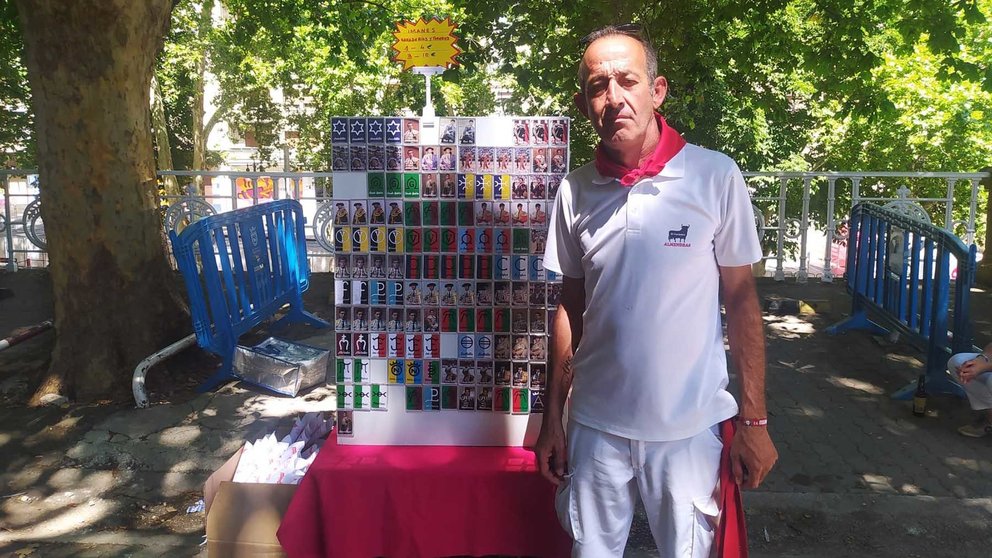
[1,275,991,557]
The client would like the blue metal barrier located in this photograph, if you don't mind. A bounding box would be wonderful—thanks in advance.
[827,203,977,399]
[170,199,329,392]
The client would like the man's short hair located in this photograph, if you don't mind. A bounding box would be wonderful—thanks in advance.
[578,24,658,85]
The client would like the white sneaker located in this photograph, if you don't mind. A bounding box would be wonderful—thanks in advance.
[957,421,992,438]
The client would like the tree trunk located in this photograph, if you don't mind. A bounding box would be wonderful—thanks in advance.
[978,171,992,287]
[151,74,179,197]
[16,0,188,403]
[190,0,214,192]
[191,53,205,185]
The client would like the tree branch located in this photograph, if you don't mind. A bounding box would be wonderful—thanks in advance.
[203,95,235,141]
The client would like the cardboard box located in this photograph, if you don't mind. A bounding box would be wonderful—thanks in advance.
[204,446,298,558]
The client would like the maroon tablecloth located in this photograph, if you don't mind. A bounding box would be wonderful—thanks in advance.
[277,438,571,558]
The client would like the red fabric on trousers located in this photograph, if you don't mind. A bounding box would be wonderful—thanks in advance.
[277,437,571,558]
[716,419,749,558]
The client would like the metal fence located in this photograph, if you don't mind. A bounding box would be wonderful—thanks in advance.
[3,169,989,282]
[744,171,988,282]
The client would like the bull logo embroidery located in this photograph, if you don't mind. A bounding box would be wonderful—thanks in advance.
[665,224,691,247]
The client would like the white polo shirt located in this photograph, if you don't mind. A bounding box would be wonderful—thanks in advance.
[544,143,761,441]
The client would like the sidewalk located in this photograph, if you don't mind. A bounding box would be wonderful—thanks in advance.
[1,274,991,557]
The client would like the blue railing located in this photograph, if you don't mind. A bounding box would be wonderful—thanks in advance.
[827,202,977,398]
[170,199,329,391]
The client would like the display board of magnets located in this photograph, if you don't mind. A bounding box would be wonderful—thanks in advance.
[330,116,569,446]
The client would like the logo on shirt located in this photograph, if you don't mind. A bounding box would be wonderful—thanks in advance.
[664,224,691,247]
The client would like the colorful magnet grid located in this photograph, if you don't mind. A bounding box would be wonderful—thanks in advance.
[331,116,568,417]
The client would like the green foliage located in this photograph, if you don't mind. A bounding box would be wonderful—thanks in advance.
[3,0,991,221]
[0,0,33,167]
[452,0,992,242]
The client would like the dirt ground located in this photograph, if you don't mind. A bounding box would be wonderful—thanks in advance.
[2,268,992,557]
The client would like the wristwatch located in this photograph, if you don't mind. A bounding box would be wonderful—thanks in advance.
[978,354,990,363]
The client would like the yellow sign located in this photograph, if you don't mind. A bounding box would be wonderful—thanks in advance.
[391,17,461,71]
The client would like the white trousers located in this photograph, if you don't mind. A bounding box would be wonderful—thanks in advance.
[555,420,723,558]
[948,353,992,410]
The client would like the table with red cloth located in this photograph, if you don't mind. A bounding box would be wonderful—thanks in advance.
[277,437,572,558]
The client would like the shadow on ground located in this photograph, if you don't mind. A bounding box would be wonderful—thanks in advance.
[2,272,991,557]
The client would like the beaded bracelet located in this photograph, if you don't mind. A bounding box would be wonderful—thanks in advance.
[740,418,768,427]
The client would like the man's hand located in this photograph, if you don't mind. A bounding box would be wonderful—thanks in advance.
[730,426,777,489]
[535,420,567,485]
[959,358,990,383]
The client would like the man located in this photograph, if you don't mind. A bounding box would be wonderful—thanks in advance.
[334,309,350,331]
[477,283,493,304]
[551,120,567,144]
[535,25,777,557]
[386,310,401,333]
[369,256,385,278]
[443,362,459,383]
[406,283,422,305]
[424,174,438,197]
[460,363,476,383]
[370,202,385,224]
[424,308,439,332]
[441,175,456,198]
[404,148,420,170]
[949,341,992,437]
[353,308,368,332]
[405,310,421,333]
[403,121,419,143]
[458,283,475,305]
[551,148,567,173]
[350,257,368,280]
[352,202,367,225]
[421,147,438,171]
[424,283,440,305]
[441,120,457,144]
[531,203,547,226]
[460,121,475,144]
[534,120,549,143]
[479,364,494,384]
[512,203,529,225]
[387,202,403,224]
[479,148,494,171]
[512,364,529,388]
[370,308,386,331]
[477,202,493,225]
[531,229,547,253]
[496,203,511,226]
[496,361,512,385]
[529,335,546,361]
[497,148,512,172]
[333,202,349,225]
[495,282,511,305]
[387,257,403,279]
[533,149,548,172]
[440,147,456,171]
[531,177,547,199]
[478,386,493,409]
[441,283,458,305]
[512,176,528,199]
[460,149,475,172]
[514,120,529,144]
[459,387,476,410]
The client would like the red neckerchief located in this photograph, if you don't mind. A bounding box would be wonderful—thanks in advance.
[593,112,686,186]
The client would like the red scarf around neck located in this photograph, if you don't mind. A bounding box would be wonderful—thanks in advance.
[594,112,686,186]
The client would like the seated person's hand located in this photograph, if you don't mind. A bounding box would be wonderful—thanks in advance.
[959,358,988,383]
